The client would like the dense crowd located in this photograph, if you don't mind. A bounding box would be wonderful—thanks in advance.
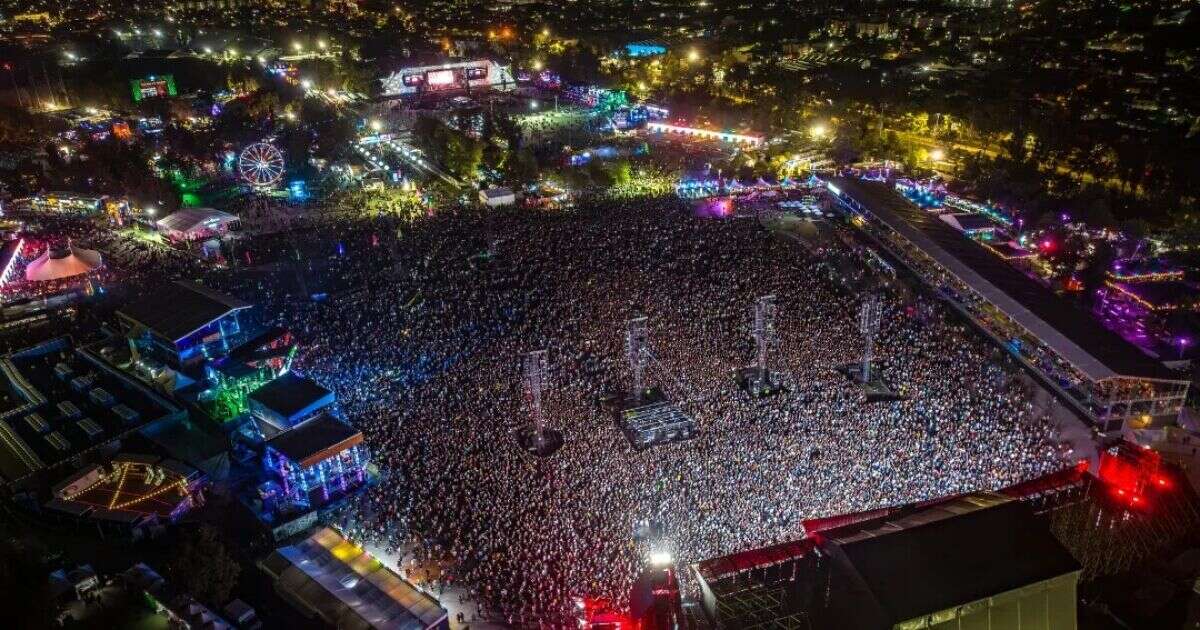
[222,194,1063,626]
[3,193,1065,626]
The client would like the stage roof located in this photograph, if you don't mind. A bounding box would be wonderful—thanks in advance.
[829,177,1180,382]
[695,492,1081,629]
[695,539,815,584]
[266,415,361,469]
[117,281,251,344]
[261,527,447,630]
[821,495,1080,626]
[249,373,334,422]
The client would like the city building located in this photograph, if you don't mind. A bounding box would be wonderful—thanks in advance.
[248,372,335,437]
[243,372,370,533]
[259,527,449,629]
[262,413,367,508]
[22,192,107,214]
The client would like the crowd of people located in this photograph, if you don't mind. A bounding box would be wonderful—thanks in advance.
[2,189,1066,626]
[208,192,1065,626]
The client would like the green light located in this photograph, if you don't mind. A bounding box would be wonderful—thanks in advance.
[202,369,274,423]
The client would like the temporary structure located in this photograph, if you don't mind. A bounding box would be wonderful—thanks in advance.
[24,242,103,282]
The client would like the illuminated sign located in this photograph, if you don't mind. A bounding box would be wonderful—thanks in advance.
[129,75,177,102]
[402,74,423,86]
[465,66,487,80]
[645,122,764,146]
[426,69,456,86]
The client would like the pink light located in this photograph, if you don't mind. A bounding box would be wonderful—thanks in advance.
[426,69,455,86]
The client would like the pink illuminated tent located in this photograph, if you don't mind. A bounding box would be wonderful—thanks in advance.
[24,242,103,282]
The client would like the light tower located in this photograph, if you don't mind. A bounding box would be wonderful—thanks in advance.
[859,293,882,383]
[752,295,778,386]
[626,317,650,399]
[523,350,548,444]
[516,349,562,456]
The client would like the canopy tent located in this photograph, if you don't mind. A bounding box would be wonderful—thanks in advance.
[24,243,102,282]
[156,207,239,242]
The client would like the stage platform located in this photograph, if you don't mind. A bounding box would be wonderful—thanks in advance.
[838,362,905,402]
[607,388,697,451]
[733,367,789,398]
[515,427,564,457]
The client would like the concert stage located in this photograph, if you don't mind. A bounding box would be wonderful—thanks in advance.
[606,388,697,451]
[838,362,904,402]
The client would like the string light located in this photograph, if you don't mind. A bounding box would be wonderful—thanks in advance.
[107,461,132,509]
[111,479,188,511]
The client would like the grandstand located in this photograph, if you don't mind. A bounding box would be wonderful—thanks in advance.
[827,177,1190,433]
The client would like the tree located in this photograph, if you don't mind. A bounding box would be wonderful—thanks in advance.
[0,537,54,629]
[504,148,538,185]
[166,525,241,605]
[0,106,64,143]
[1080,240,1116,307]
[830,134,861,165]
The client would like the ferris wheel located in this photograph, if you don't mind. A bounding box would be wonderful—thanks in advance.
[238,142,285,188]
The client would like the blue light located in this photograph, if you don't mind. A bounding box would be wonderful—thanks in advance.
[288,180,309,201]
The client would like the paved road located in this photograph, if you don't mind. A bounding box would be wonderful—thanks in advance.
[361,540,511,629]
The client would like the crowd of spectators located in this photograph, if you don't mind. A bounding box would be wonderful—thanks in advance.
[221,195,1063,625]
[1,193,1065,626]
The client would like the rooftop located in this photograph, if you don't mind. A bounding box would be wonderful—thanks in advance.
[155,207,239,235]
[695,492,1081,629]
[46,454,200,521]
[823,495,1080,625]
[117,281,251,344]
[0,337,180,484]
[260,527,447,630]
[248,372,334,421]
[266,415,362,469]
